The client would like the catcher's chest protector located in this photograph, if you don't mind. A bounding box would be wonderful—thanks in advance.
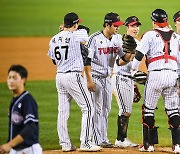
[154,29,174,61]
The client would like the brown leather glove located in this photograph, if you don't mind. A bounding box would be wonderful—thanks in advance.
[133,84,141,103]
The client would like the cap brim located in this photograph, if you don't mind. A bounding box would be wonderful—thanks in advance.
[175,16,180,22]
[112,21,124,27]
[128,21,142,26]
[78,19,82,23]
[155,22,169,27]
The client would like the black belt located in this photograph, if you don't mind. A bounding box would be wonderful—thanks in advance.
[151,69,176,72]
[118,73,132,79]
[58,71,81,73]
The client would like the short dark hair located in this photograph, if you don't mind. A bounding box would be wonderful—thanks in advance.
[8,65,28,79]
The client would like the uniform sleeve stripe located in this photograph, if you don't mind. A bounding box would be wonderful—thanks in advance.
[25,114,35,119]
[24,118,38,124]
[86,31,101,48]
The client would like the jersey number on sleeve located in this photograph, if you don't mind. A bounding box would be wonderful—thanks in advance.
[54,46,69,60]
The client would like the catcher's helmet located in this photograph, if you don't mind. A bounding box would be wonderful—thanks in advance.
[151,9,168,23]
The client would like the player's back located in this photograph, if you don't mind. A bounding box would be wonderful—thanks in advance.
[48,29,88,73]
[137,28,179,71]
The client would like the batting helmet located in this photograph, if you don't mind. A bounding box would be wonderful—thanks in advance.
[151,9,168,27]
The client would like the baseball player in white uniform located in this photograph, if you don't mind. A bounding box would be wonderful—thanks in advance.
[48,12,101,152]
[84,12,136,147]
[173,11,180,111]
[111,16,142,148]
[131,9,180,153]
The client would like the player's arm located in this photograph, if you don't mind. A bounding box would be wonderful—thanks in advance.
[116,53,132,66]
[0,122,36,153]
[84,58,95,92]
[0,135,24,153]
[132,50,144,71]
[52,59,56,65]
[47,35,58,65]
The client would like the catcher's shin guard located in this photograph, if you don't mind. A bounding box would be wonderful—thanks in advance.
[170,128,180,145]
[142,116,158,149]
[117,115,129,141]
[169,115,180,145]
[143,125,149,149]
[148,127,159,144]
[143,125,159,149]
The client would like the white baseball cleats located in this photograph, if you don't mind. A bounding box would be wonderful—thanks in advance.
[99,141,114,148]
[173,144,180,153]
[62,145,76,152]
[80,142,102,151]
[115,138,138,148]
[139,145,154,152]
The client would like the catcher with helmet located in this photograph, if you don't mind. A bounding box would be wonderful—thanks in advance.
[131,9,180,153]
[111,16,142,148]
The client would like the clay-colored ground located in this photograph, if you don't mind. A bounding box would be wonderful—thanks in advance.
[1,38,171,153]
[0,37,147,82]
[0,37,56,82]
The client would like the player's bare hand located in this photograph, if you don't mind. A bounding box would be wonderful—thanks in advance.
[0,143,11,153]
[87,81,95,92]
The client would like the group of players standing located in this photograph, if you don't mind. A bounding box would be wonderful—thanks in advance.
[48,9,180,153]
[0,8,179,154]
[47,9,180,153]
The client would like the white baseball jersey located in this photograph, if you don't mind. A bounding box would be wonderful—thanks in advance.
[48,29,88,72]
[87,31,125,77]
[135,27,179,71]
[48,29,95,149]
[176,33,180,76]
[132,27,179,118]
[86,31,124,145]
[112,39,139,115]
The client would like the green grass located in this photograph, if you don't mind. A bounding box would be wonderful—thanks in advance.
[0,81,172,150]
[0,0,179,36]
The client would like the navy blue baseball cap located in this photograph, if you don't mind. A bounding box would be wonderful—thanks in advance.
[104,12,124,27]
[64,12,82,26]
[125,16,142,26]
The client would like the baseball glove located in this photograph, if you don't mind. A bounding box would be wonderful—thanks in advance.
[133,71,147,85]
[122,34,137,54]
[133,84,141,103]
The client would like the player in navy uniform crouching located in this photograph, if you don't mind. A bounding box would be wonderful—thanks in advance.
[0,65,42,154]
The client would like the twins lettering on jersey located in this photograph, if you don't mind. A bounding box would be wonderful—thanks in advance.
[98,46,120,55]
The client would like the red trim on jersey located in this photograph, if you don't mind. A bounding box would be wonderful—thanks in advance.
[148,29,175,64]
[164,42,169,63]
[148,55,177,64]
